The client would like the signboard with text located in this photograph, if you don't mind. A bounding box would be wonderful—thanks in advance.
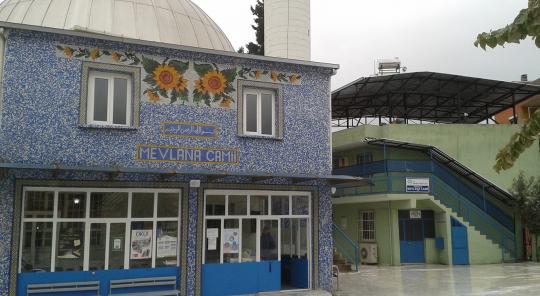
[160,122,217,140]
[406,178,430,193]
[137,145,240,165]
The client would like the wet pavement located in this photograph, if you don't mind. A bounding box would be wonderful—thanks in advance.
[333,263,540,296]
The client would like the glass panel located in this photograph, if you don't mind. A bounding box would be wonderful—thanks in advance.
[24,191,54,218]
[93,77,109,122]
[250,195,268,215]
[260,220,278,261]
[129,221,153,269]
[156,221,178,267]
[299,219,308,257]
[58,192,86,218]
[89,223,106,270]
[205,219,221,264]
[261,93,273,135]
[113,77,128,125]
[241,219,257,263]
[158,193,180,218]
[90,192,128,218]
[55,222,85,272]
[292,196,309,215]
[132,193,154,218]
[281,218,292,257]
[228,195,247,216]
[206,195,225,216]
[271,195,289,215]
[21,222,52,272]
[245,93,258,132]
[223,219,240,263]
[109,223,126,270]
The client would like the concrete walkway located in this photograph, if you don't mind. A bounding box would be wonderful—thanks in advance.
[333,263,540,296]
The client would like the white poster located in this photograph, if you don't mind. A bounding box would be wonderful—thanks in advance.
[406,178,430,193]
[207,228,219,238]
[130,230,153,260]
[208,238,217,250]
[222,229,240,254]
[157,234,177,258]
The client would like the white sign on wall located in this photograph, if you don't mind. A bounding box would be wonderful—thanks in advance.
[406,178,430,193]
[156,234,177,258]
[130,230,152,260]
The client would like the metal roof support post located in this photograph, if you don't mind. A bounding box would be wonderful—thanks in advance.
[384,143,391,192]
[485,105,490,124]
[511,93,517,124]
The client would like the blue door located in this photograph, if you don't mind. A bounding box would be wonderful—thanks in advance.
[451,218,469,265]
[399,219,425,264]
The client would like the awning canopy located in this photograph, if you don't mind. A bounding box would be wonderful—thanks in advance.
[0,162,369,186]
[332,72,540,126]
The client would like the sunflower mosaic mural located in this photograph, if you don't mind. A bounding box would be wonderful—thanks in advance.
[56,45,302,108]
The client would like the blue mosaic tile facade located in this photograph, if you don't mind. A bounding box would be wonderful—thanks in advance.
[0,29,333,295]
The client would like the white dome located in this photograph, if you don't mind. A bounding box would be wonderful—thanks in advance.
[0,0,234,52]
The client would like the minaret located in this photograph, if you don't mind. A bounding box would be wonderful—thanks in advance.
[264,0,311,61]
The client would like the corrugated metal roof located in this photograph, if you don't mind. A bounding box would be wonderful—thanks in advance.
[0,0,234,51]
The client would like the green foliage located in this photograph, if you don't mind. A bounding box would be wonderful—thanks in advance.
[510,172,540,234]
[494,109,540,172]
[244,0,264,55]
[475,0,540,49]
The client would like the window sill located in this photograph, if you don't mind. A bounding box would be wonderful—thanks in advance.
[238,134,282,141]
[79,124,138,131]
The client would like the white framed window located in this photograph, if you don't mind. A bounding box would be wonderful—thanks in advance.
[243,89,276,137]
[87,71,132,126]
[358,211,375,242]
[19,187,181,273]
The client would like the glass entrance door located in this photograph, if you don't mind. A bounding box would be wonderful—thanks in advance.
[280,218,309,290]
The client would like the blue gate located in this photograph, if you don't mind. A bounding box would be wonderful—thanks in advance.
[398,210,435,264]
[451,218,469,265]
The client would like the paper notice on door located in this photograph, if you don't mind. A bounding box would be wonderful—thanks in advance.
[208,238,217,250]
[207,228,219,238]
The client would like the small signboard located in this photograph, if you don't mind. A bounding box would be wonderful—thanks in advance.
[161,122,217,140]
[406,178,430,193]
[410,210,422,219]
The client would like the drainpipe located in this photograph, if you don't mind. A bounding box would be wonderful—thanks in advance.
[0,28,7,127]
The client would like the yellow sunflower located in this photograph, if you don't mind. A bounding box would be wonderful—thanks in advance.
[111,52,121,62]
[254,70,262,79]
[270,71,278,82]
[153,65,180,91]
[63,47,74,59]
[220,97,233,109]
[147,90,160,103]
[195,79,207,95]
[90,49,100,60]
[289,74,299,84]
[202,71,227,95]
[175,76,188,92]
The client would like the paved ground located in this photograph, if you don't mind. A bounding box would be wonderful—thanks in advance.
[332,263,540,296]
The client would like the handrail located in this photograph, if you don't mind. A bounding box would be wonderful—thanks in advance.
[332,223,359,271]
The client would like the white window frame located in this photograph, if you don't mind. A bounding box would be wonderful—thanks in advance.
[87,71,132,127]
[358,211,376,242]
[202,190,312,290]
[18,187,181,273]
[242,89,276,137]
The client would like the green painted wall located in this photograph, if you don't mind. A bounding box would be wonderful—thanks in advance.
[333,124,540,190]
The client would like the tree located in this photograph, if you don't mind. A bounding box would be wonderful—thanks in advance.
[239,0,264,55]
[510,172,540,259]
[473,0,540,173]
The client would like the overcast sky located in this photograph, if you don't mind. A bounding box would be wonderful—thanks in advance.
[193,0,540,89]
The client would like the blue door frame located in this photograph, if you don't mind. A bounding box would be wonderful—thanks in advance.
[451,218,469,265]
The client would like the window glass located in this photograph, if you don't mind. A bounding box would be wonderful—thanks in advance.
[299,219,308,257]
[228,195,247,215]
[260,220,278,261]
[250,195,268,215]
[271,196,289,215]
[223,219,239,263]
[89,223,106,270]
[245,93,258,132]
[241,219,257,262]
[58,192,86,218]
[55,222,85,272]
[90,192,128,218]
[113,77,128,125]
[93,77,109,122]
[158,193,179,218]
[156,221,179,267]
[24,191,54,218]
[281,218,292,256]
[21,222,52,272]
[292,196,309,215]
[129,221,153,269]
[261,93,273,135]
[206,195,225,216]
[205,219,221,263]
[109,223,126,270]
[132,193,154,218]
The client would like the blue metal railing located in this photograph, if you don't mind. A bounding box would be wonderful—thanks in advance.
[334,174,516,259]
[334,160,514,232]
[332,223,359,271]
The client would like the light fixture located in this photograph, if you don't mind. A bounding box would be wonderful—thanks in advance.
[73,198,80,204]
[331,187,337,195]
